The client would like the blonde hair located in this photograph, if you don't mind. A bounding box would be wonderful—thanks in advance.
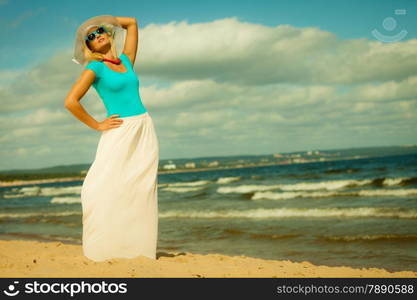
[83,24,119,62]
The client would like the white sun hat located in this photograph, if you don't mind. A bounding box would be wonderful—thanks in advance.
[72,15,126,66]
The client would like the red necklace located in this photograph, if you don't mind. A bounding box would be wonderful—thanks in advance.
[102,57,121,65]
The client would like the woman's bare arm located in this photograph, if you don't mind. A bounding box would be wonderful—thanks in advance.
[64,70,101,131]
[115,17,138,65]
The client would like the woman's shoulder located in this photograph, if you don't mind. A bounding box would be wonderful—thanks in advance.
[85,59,102,67]
[120,53,134,68]
[84,59,103,75]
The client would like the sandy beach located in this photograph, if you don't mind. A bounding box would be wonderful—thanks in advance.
[0,240,415,278]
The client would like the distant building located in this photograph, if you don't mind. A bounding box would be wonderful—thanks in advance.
[80,170,87,175]
[163,164,176,170]
[185,162,196,168]
[292,158,308,163]
[273,153,283,158]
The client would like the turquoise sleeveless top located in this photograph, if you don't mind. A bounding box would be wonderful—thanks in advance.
[84,53,147,118]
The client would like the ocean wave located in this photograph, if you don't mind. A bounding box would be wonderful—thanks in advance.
[252,188,417,200]
[216,176,241,184]
[0,211,81,219]
[324,168,361,174]
[4,176,414,199]
[321,234,417,242]
[382,177,407,186]
[2,206,416,221]
[162,186,206,193]
[278,179,373,191]
[249,233,301,240]
[50,197,81,204]
[217,184,281,194]
[217,177,416,195]
[159,207,417,219]
[2,232,80,243]
[158,180,211,188]
[217,180,371,194]
[397,177,417,186]
[3,185,81,198]
[2,181,210,198]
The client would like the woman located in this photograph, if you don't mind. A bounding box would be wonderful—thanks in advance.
[64,15,159,262]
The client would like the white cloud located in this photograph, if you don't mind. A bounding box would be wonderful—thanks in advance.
[137,17,417,84]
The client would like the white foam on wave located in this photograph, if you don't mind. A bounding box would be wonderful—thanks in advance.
[158,180,211,188]
[216,176,417,195]
[217,184,282,194]
[358,189,417,197]
[252,188,417,200]
[2,206,416,221]
[323,234,417,242]
[50,197,81,204]
[4,185,81,198]
[252,190,339,200]
[0,211,81,219]
[4,176,412,199]
[383,177,407,186]
[217,179,375,195]
[159,207,417,219]
[216,177,241,184]
[162,186,206,193]
[278,179,373,191]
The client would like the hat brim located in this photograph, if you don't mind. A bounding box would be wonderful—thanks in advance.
[72,15,126,66]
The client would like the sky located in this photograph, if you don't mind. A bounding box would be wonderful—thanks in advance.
[0,0,416,170]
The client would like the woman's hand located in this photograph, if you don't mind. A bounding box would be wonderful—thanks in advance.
[96,115,124,131]
[114,17,136,29]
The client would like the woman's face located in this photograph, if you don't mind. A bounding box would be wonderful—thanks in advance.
[85,26,110,52]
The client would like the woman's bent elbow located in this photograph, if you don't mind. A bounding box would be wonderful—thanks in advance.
[64,98,78,109]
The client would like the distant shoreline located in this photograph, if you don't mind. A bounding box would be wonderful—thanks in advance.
[0,155,390,188]
[0,161,297,187]
[0,166,252,188]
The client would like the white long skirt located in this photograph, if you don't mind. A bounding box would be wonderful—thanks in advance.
[81,111,159,261]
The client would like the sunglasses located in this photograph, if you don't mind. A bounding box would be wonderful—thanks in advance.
[85,26,107,42]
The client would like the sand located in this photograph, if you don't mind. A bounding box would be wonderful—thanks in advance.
[0,240,415,278]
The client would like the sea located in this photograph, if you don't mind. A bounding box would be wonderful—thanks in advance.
[1,152,417,273]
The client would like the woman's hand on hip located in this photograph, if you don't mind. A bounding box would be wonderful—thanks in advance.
[96,115,124,131]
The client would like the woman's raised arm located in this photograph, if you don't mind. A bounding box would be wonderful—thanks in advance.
[115,17,138,66]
